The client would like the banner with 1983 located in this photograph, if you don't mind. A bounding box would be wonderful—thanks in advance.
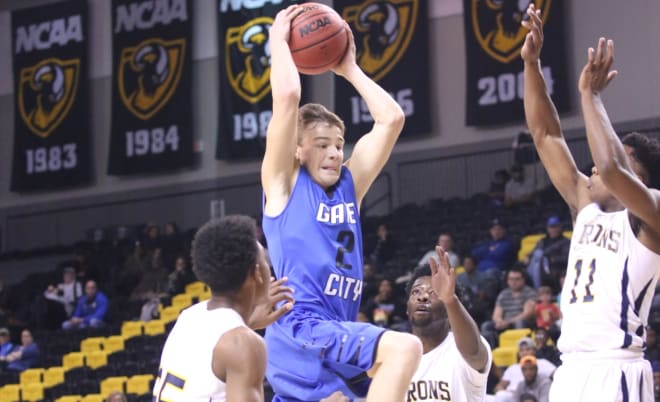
[333,0,430,142]
[11,0,91,192]
[463,0,569,126]
[108,0,194,174]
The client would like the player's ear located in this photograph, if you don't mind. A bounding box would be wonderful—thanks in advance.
[253,263,266,285]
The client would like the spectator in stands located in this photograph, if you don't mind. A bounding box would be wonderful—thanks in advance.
[511,356,551,402]
[5,329,39,373]
[142,223,161,252]
[130,248,168,302]
[418,233,461,268]
[525,216,570,291]
[33,266,83,330]
[361,260,380,303]
[480,267,537,348]
[62,280,108,330]
[471,219,516,277]
[107,391,128,402]
[489,169,510,208]
[0,327,15,371]
[117,240,148,299]
[360,278,405,328]
[368,223,398,271]
[533,327,561,367]
[534,286,560,339]
[504,164,536,207]
[457,255,498,325]
[161,222,183,271]
[165,256,196,297]
[493,337,556,402]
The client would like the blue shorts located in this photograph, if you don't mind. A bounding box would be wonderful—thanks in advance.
[266,313,386,401]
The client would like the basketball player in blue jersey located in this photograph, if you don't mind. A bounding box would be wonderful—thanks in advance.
[261,4,422,402]
[522,4,660,401]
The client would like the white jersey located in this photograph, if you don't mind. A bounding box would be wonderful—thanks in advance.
[558,203,660,355]
[152,302,246,402]
[406,333,492,402]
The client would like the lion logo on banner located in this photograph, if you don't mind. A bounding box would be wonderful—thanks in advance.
[342,0,417,82]
[18,58,79,138]
[471,0,551,64]
[118,38,185,120]
[225,17,273,104]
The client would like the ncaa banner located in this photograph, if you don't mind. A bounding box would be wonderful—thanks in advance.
[463,0,569,126]
[333,0,430,142]
[217,0,311,159]
[11,0,91,192]
[109,0,194,175]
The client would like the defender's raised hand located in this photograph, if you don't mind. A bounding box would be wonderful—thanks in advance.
[248,276,294,330]
[429,245,456,304]
[579,37,618,95]
[520,3,543,64]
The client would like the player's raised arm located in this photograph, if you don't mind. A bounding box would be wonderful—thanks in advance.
[262,5,303,215]
[521,4,588,213]
[334,23,405,204]
[578,38,660,234]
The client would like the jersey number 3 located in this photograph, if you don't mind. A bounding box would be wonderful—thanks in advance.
[569,258,596,304]
[335,230,355,269]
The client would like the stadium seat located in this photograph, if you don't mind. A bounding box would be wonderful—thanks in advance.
[159,306,180,323]
[171,294,193,310]
[126,374,155,396]
[103,335,125,354]
[184,281,206,297]
[43,366,65,388]
[80,394,104,402]
[492,346,518,367]
[54,396,81,402]
[19,368,45,385]
[62,352,85,370]
[121,321,144,339]
[517,233,544,261]
[0,384,20,402]
[21,382,45,402]
[80,337,105,354]
[498,328,533,348]
[85,350,108,369]
[144,320,166,336]
[100,376,128,398]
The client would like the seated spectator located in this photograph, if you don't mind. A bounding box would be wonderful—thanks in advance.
[511,356,551,402]
[0,327,16,371]
[368,223,398,271]
[471,219,515,277]
[456,255,498,325]
[525,216,570,290]
[481,267,537,348]
[360,278,405,328]
[418,233,460,268]
[493,337,556,402]
[62,280,108,330]
[5,329,40,372]
[533,327,561,367]
[32,266,83,330]
[534,286,560,339]
[504,164,536,207]
[165,256,196,297]
[488,169,510,207]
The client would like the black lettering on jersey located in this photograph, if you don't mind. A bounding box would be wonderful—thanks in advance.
[577,223,620,253]
[407,380,451,401]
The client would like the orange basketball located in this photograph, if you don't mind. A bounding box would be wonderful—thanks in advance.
[288,2,348,75]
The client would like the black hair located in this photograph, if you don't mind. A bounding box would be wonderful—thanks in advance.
[191,215,259,294]
[622,132,660,189]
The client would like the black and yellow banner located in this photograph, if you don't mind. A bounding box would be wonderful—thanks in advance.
[463,0,569,126]
[217,0,313,159]
[333,0,430,142]
[11,0,91,192]
[108,0,194,174]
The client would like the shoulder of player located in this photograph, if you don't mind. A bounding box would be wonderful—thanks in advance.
[215,327,265,359]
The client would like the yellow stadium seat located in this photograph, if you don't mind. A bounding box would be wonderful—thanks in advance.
[498,328,533,348]
[80,337,105,354]
[100,376,129,398]
[85,350,108,369]
[0,384,21,402]
[144,320,166,336]
[492,346,518,367]
[80,394,104,402]
[517,233,545,261]
[54,396,81,402]
[43,366,65,387]
[20,368,44,385]
[171,294,193,310]
[126,374,155,395]
[199,288,212,301]
[185,281,206,297]
[159,306,181,323]
[21,382,44,402]
[62,352,85,370]
[563,230,572,239]
[121,321,144,339]
[103,335,125,354]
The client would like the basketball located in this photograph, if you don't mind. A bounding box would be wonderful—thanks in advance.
[288,3,348,75]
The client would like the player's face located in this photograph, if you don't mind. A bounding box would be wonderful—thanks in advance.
[297,123,345,189]
[407,276,448,328]
[587,166,612,204]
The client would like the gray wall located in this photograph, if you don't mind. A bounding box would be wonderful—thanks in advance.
[0,0,659,252]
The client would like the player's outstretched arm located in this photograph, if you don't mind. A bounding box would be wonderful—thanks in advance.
[521,4,588,213]
[333,23,404,204]
[431,246,490,372]
[578,38,660,232]
[213,327,267,402]
[262,5,303,215]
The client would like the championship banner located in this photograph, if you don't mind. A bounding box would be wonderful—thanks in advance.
[333,0,430,142]
[463,0,569,126]
[108,0,194,175]
[11,0,91,192]
[216,0,312,159]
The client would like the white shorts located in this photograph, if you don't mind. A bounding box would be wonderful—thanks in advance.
[550,351,652,402]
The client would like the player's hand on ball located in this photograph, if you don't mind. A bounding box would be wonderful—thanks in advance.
[331,22,357,77]
[270,4,303,44]
[248,276,295,330]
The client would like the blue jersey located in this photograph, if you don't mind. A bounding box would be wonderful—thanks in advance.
[263,166,364,321]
